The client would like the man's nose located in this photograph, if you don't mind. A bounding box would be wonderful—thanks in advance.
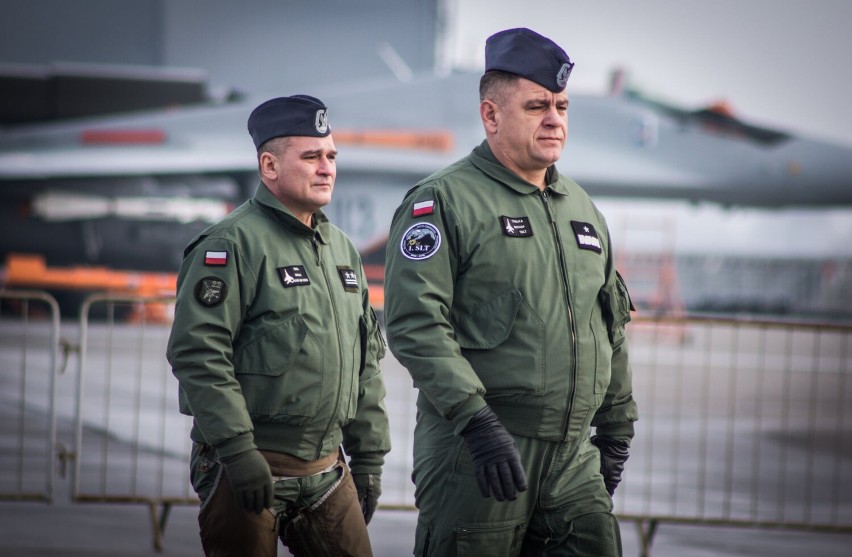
[317,157,335,175]
[542,105,563,126]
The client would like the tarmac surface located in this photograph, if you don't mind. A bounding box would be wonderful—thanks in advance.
[2,497,852,556]
[1,314,851,556]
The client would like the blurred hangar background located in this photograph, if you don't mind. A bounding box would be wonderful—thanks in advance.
[1,0,850,319]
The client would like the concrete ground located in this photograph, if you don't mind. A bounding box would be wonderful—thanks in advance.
[2,498,852,556]
[2,317,851,555]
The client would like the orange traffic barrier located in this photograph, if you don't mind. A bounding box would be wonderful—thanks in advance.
[4,253,178,323]
[4,253,177,297]
[3,253,386,313]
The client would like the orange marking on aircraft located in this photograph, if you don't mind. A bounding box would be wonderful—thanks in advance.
[333,130,453,152]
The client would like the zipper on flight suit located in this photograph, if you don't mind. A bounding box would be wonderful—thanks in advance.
[312,234,345,460]
[539,190,578,439]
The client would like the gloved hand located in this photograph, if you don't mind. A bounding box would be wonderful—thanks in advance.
[220,448,274,514]
[461,406,528,501]
[352,473,382,525]
[591,435,630,496]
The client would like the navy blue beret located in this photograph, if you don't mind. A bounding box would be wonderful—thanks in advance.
[485,28,574,93]
[247,94,330,149]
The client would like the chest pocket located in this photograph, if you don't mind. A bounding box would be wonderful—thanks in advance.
[453,288,546,395]
[232,314,324,420]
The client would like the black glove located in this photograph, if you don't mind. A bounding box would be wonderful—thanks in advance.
[220,448,274,514]
[352,473,381,525]
[591,435,630,496]
[461,406,528,501]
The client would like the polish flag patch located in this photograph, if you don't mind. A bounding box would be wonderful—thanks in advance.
[204,250,228,266]
[412,200,435,217]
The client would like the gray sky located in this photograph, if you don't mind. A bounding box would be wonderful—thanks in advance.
[447,0,852,147]
[445,0,852,258]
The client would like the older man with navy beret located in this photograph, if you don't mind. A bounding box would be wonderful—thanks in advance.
[384,28,637,556]
[168,95,391,557]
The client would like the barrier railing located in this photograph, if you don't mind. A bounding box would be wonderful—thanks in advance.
[1,289,850,555]
[72,293,195,550]
[0,290,60,503]
[616,315,852,555]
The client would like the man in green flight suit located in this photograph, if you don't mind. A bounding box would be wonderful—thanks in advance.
[167,95,390,557]
[384,28,637,556]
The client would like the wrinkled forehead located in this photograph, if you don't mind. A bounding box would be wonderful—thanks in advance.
[284,134,337,153]
[512,77,569,103]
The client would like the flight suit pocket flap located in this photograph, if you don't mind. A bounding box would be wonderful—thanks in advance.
[599,271,633,344]
[233,314,309,376]
[454,289,522,349]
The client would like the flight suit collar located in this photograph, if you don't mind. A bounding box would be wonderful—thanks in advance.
[253,183,330,244]
[470,140,570,197]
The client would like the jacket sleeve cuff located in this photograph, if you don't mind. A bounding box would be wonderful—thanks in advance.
[214,432,256,460]
[347,451,386,476]
[449,394,488,436]
[594,422,635,444]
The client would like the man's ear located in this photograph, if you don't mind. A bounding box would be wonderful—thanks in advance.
[259,151,278,181]
[480,100,499,134]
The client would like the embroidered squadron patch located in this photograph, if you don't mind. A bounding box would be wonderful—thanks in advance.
[337,266,359,293]
[571,221,602,253]
[500,216,534,237]
[195,277,227,307]
[278,265,311,287]
[400,222,441,261]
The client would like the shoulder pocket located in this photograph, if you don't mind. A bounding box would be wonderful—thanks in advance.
[599,271,633,345]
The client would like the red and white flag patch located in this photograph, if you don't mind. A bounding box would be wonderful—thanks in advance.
[412,200,435,217]
[204,250,228,266]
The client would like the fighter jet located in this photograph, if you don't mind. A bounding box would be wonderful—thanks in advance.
[1,69,850,279]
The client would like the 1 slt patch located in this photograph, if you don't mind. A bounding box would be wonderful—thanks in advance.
[571,221,602,253]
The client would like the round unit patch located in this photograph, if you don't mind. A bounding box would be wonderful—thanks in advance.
[400,222,441,261]
[195,277,227,307]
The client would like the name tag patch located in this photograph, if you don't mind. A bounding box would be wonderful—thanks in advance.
[195,277,227,307]
[571,221,602,253]
[278,265,311,287]
[337,266,359,292]
[500,216,533,237]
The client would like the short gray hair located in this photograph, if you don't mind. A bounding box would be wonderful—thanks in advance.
[479,70,520,102]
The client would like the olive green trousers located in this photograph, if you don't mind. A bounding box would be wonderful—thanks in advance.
[412,411,622,557]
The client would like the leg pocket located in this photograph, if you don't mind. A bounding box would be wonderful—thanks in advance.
[455,520,526,557]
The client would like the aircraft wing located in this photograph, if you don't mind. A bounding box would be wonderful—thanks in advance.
[1,70,851,207]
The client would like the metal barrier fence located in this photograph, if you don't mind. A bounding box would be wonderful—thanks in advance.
[72,293,195,550]
[0,290,60,503]
[0,290,850,554]
[616,316,852,555]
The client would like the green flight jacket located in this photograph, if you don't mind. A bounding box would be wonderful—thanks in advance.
[384,141,637,443]
[167,184,391,475]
